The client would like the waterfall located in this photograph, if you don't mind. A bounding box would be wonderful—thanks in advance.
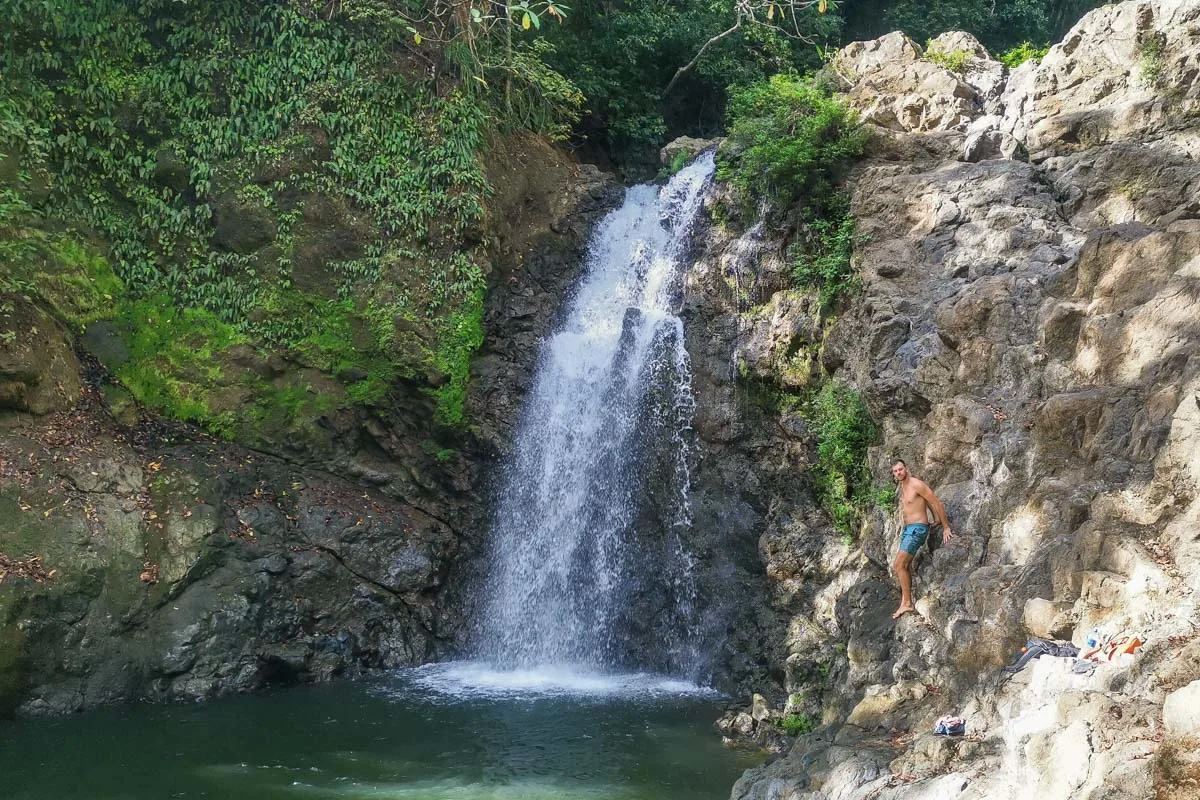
[472,153,715,677]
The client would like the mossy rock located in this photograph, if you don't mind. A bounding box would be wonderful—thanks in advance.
[2,233,123,330]
[0,298,83,414]
[100,384,140,427]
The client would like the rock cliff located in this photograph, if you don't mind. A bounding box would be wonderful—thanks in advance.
[685,1,1200,797]
[0,144,619,714]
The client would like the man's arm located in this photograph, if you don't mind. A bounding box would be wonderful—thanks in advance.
[919,481,954,541]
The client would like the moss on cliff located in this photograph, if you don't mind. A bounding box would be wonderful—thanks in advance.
[0,0,503,441]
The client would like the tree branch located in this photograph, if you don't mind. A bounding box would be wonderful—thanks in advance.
[664,18,743,96]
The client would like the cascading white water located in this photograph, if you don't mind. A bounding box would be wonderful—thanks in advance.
[472,153,716,677]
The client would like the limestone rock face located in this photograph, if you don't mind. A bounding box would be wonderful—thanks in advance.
[832,32,980,133]
[927,31,1007,114]
[700,2,1200,798]
[1164,680,1200,739]
[1000,0,1200,160]
[736,291,823,387]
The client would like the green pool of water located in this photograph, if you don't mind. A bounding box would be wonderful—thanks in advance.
[0,663,759,799]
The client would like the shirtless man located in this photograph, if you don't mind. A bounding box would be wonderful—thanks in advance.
[890,459,954,619]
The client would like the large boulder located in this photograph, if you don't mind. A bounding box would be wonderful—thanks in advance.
[1001,0,1200,159]
[1164,680,1200,740]
[0,298,82,414]
[927,31,1007,113]
[831,32,980,132]
[211,194,277,254]
[660,136,718,167]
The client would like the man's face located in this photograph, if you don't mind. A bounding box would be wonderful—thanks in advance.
[891,463,908,483]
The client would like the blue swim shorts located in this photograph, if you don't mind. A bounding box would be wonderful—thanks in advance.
[899,523,930,555]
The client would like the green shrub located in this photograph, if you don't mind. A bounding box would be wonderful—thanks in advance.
[807,382,879,539]
[790,197,860,311]
[778,713,815,736]
[924,44,972,74]
[429,286,485,427]
[1138,34,1167,87]
[717,75,866,210]
[112,296,245,436]
[997,41,1050,68]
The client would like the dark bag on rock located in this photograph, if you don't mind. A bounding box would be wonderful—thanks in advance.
[1004,638,1080,673]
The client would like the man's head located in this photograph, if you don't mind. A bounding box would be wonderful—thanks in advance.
[891,459,909,483]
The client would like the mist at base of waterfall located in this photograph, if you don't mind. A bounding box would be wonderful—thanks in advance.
[396,660,720,702]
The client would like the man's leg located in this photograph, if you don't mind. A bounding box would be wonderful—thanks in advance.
[893,551,915,618]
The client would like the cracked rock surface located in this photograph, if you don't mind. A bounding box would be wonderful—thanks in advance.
[688,2,1200,798]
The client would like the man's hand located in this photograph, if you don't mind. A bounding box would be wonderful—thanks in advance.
[943,527,955,542]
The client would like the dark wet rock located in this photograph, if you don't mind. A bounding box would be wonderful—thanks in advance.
[0,298,82,414]
[81,320,130,367]
[152,147,191,194]
[212,194,277,254]
[0,397,463,713]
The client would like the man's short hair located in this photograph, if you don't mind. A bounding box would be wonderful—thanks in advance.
[892,459,907,468]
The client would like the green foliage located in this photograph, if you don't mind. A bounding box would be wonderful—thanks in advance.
[490,39,585,141]
[111,296,245,436]
[668,149,691,176]
[541,0,839,166]
[924,44,971,74]
[806,382,879,540]
[778,713,815,736]
[1,0,500,432]
[421,439,458,462]
[997,41,1050,68]
[717,75,866,210]
[430,286,486,427]
[1138,33,1167,88]
[2,0,490,311]
[790,198,859,311]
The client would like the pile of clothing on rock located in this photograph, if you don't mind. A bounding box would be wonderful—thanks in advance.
[1004,627,1145,675]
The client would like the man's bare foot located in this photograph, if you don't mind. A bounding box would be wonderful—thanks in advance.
[892,604,915,619]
